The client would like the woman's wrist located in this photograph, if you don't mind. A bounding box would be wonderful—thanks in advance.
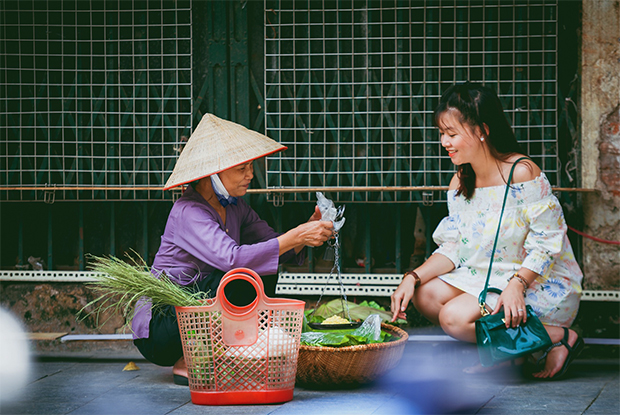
[403,271,421,287]
[507,273,528,296]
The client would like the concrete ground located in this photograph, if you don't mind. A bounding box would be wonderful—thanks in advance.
[1,330,618,415]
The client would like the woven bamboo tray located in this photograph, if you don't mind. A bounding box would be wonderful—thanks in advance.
[296,323,408,386]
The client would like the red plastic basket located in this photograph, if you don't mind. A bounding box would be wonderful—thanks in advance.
[175,268,305,405]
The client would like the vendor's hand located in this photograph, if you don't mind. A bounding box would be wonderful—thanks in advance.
[492,282,527,328]
[296,220,333,247]
[308,206,322,222]
[390,276,416,323]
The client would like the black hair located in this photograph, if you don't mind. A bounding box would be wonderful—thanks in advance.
[433,82,524,199]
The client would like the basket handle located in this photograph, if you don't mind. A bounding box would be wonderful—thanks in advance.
[216,268,266,317]
[216,268,268,347]
[221,267,266,293]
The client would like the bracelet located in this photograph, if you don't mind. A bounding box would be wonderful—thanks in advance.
[403,271,421,288]
[507,273,528,294]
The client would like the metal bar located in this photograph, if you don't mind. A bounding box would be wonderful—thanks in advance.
[142,202,148,262]
[61,334,133,343]
[395,204,402,273]
[78,203,84,271]
[230,1,250,126]
[365,205,371,273]
[308,246,314,273]
[1,270,616,303]
[47,208,53,270]
[423,205,433,259]
[0,271,102,282]
[18,211,24,267]
[0,186,597,193]
[110,202,115,256]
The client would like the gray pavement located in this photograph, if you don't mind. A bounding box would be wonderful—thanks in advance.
[1,334,618,415]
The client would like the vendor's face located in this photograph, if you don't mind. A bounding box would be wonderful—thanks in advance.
[219,161,254,197]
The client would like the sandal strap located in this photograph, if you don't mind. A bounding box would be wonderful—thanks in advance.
[536,327,571,365]
[558,327,574,353]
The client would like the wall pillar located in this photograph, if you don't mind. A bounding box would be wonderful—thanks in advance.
[580,0,620,289]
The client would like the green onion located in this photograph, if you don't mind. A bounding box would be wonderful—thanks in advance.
[78,251,207,325]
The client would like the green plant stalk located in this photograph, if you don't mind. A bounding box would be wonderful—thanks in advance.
[79,252,207,326]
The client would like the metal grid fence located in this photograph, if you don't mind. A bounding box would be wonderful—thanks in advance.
[1,0,192,201]
[264,0,559,202]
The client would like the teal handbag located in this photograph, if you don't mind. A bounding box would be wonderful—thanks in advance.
[474,158,552,367]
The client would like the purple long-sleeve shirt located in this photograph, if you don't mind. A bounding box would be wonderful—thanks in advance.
[131,185,303,339]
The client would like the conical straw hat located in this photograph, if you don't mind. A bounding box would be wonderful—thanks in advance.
[163,113,287,190]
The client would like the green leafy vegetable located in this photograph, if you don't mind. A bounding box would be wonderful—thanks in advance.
[300,314,395,347]
[307,299,406,325]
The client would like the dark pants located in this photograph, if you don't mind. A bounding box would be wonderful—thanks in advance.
[133,270,279,367]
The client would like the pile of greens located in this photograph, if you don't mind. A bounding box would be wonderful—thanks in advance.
[305,299,406,326]
[300,299,407,347]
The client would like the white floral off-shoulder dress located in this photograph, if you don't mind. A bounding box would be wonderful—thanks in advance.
[433,172,583,327]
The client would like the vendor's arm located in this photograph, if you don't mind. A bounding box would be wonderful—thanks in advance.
[277,215,333,255]
[175,206,282,276]
[241,204,330,257]
[287,206,325,254]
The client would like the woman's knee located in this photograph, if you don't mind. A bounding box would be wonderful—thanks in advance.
[437,295,480,342]
[412,279,458,311]
[438,300,464,332]
[412,283,447,324]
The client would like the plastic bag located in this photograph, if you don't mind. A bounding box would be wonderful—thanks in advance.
[224,325,295,359]
[351,314,381,341]
[300,314,390,347]
[316,192,345,231]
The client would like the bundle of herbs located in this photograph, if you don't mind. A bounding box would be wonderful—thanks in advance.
[79,252,207,325]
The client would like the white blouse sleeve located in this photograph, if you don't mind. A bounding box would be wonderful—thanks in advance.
[432,215,461,268]
[521,196,567,277]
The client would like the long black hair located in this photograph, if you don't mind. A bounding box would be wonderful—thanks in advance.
[433,82,524,199]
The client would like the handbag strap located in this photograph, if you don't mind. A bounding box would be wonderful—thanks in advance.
[478,156,531,315]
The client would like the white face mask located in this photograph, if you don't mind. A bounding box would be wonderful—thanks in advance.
[210,174,237,206]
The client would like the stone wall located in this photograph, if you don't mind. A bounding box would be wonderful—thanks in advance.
[0,282,132,353]
[581,0,620,290]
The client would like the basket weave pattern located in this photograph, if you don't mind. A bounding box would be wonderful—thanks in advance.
[296,323,408,385]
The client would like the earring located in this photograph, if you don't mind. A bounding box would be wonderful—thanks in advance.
[480,137,485,142]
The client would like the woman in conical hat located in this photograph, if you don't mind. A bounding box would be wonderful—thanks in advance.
[132,114,333,385]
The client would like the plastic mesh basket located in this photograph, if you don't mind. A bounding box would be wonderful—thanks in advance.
[176,268,304,405]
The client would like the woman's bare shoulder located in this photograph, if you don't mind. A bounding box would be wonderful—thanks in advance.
[448,173,460,190]
[509,156,542,184]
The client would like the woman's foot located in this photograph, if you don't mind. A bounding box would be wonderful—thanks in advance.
[172,357,188,385]
[532,327,584,380]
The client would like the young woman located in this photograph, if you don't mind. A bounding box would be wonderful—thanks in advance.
[132,114,333,385]
[391,83,584,379]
